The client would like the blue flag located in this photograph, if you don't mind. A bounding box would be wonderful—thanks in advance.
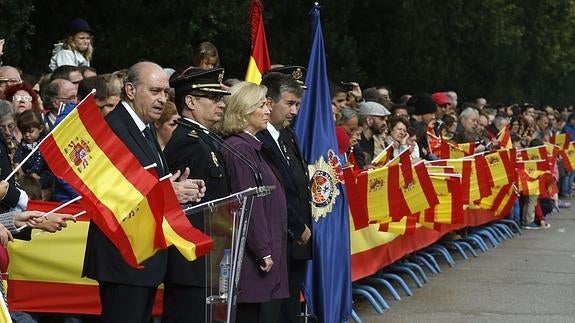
[294,4,352,323]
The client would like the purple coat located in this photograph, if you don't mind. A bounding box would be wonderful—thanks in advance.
[221,132,289,303]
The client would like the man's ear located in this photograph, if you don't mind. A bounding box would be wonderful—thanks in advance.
[185,95,195,110]
[366,116,374,127]
[125,82,136,100]
[265,97,274,111]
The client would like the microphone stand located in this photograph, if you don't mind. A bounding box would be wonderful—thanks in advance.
[175,118,270,197]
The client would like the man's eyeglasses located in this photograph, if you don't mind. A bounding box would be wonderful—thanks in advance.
[195,93,224,103]
[12,95,33,102]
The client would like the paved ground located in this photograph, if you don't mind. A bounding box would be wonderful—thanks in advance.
[354,207,575,323]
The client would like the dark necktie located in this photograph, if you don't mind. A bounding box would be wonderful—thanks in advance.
[142,127,164,175]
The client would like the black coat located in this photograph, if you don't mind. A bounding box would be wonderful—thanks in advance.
[82,103,169,287]
[162,118,230,286]
[0,133,30,240]
[257,127,312,260]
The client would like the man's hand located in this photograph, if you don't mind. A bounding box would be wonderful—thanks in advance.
[297,224,311,245]
[0,181,8,200]
[350,82,362,100]
[19,211,76,232]
[0,224,13,246]
[170,168,206,203]
[13,210,45,228]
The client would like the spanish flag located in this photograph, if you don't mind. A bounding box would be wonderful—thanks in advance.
[439,140,475,159]
[157,178,213,260]
[497,126,512,149]
[484,149,516,188]
[39,94,163,268]
[427,132,442,157]
[7,201,165,315]
[561,142,575,172]
[423,174,464,226]
[396,161,439,219]
[550,133,571,150]
[245,0,271,84]
[371,143,392,167]
[429,156,493,204]
[361,165,398,226]
[516,159,556,197]
[518,145,548,162]
[479,183,517,217]
[378,214,417,235]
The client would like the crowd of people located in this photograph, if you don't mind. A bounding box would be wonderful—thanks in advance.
[0,16,574,323]
[1,18,313,323]
[330,82,573,231]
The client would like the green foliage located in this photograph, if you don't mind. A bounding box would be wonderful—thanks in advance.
[3,0,575,106]
[0,0,35,64]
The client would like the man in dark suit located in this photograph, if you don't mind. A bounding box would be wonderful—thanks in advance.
[258,69,313,323]
[162,67,231,322]
[82,61,205,323]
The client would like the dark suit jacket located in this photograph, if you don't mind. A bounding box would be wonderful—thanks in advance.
[0,134,22,210]
[82,103,168,287]
[162,118,230,286]
[0,134,30,240]
[279,127,313,260]
[256,128,306,239]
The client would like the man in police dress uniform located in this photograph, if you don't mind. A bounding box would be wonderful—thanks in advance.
[162,67,231,322]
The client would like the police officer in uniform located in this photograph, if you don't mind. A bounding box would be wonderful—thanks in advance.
[162,67,231,322]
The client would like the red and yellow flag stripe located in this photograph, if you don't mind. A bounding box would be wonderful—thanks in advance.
[245,0,271,84]
[39,95,161,267]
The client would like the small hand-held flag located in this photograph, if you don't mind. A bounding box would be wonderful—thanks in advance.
[40,94,164,267]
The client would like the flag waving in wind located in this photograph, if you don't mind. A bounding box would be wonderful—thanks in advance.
[39,94,161,268]
[295,4,352,322]
[245,0,271,84]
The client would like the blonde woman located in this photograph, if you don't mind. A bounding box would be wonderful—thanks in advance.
[49,19,94,71]
[220,82,288,322]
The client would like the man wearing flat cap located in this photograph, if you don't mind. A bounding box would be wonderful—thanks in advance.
[357,101,391,164]
[162,67,231,322]
[49,18,94,71]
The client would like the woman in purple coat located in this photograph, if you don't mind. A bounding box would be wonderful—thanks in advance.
[219,81,289,322]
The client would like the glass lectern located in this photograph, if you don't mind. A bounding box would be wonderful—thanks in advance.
[183,186,273,323]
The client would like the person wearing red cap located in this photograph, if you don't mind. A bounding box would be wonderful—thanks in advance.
[49,18,94,71]
[431,92,452,119]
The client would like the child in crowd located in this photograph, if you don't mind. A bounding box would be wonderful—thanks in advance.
[193,41,220,69]
[14,110,53,201]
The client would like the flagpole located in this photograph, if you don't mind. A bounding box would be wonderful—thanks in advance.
[3,90,97,182]
[428,172,462,178]
[516,144,546,152]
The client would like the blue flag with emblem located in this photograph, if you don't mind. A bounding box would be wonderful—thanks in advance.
[294,3,352,322]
